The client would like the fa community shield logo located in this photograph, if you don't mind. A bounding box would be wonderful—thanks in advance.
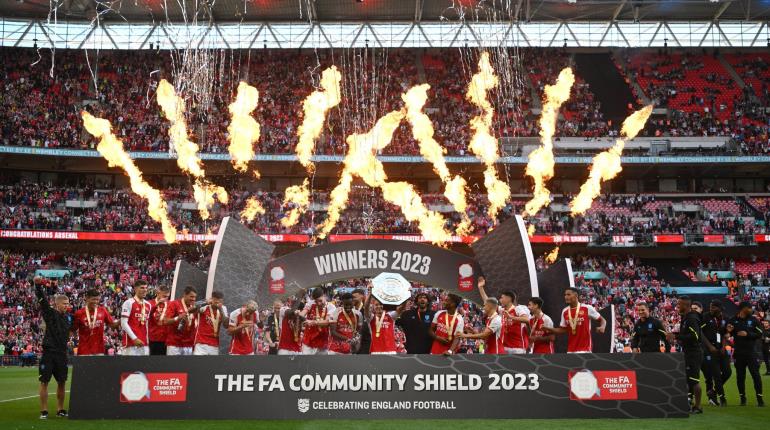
[297,398,310,413]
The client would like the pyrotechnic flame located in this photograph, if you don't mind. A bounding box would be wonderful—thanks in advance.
[544,246,560,264]
[523,68,575,217]
[466,52,510,221]
[227,82,261,172]
[569,105,653,216]
[281,179,311,228]
[281,67,342,228]
[402,84,471,234]
[241,196,266,222]
[318,171,353,239]
[157,79,228,220]
[81,111,177,243]
[527,224,536,237]
[319,108,451,244]
[297,66,342,171]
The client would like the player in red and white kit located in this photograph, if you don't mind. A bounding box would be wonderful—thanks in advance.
[162,286,200,356]
[227,300,258,355]
[148,285,171,355]
[72,289,119,355]
[120,280,152,356]
[193,291,229,355]
[429,294,465,355]
[527,297,555,354]
[299,288,336,355]
[329,293,363,355]
[459,298,503,354]
[477,277,530,354]
[544,287,606,353]
[363,289,405,355]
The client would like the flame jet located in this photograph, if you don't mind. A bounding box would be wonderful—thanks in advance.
[282,66,342,227]
[466,52,511,222]
[403,84,471,235]
[523,68,575,217]
[544,246,560,264]
[318,108,451,244]
[157,79,228,220]
[570,105,654,215]
[81,111,177,243]
[227,82,261,174]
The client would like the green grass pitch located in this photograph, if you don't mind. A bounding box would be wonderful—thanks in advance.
[0,365,768,430]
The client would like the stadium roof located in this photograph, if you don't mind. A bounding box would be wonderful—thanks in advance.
[2,0,769,23]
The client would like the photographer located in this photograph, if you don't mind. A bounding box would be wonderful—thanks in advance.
[33,276,71,419]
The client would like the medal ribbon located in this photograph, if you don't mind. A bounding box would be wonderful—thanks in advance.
[85,305,97,330]
[375,311,387,338]
[444,310,459,342]
[568,303,582,335]
[210,306,221,337]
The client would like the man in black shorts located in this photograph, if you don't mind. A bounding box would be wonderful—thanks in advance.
[33,277,72,419]
[667,295,703,414]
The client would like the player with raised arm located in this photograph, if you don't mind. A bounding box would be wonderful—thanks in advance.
[542,287,606,353]
[363,284,405,354]
[120,280,152,356]
[477,276,531,354]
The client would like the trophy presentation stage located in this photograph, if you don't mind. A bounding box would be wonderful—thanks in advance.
[69,216,689,420]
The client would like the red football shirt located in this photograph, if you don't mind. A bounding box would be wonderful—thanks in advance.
[501,305,530,350]
[148,299,171,343]
[560,304,601,353]
[120,297,151,347]
[302,302,335,350]
[329,308,362,354]
[369,311,398,353]
[228,307,256,355]
[430,310,465,354]
[73,305,114,355]
[529,313,555,354]
[165,299,196,348]
[195,305,228,347]
[277,310,302,353]
[484,314,503,355]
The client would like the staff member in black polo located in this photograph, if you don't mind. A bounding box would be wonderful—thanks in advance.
[701,300,730,407]
[263,300,283,355]
[33,277,72,419]
[667,295,703,414]
[727,302,764,407]
[396,292,436,354]
[630,301,669,353]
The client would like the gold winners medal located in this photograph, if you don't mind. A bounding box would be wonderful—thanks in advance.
[445,311,458,342]
[568,303,582,335]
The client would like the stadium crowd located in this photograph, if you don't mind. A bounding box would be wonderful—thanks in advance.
[3,48,770,156]
[1,178,769,238]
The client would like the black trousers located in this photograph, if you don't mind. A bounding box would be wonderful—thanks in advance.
[149,341,167,356]
[763,348,770,373]
[734,352,763,397]
[702,351,731,397]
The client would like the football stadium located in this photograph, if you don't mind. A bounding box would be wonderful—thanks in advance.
[1,0,770,428]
